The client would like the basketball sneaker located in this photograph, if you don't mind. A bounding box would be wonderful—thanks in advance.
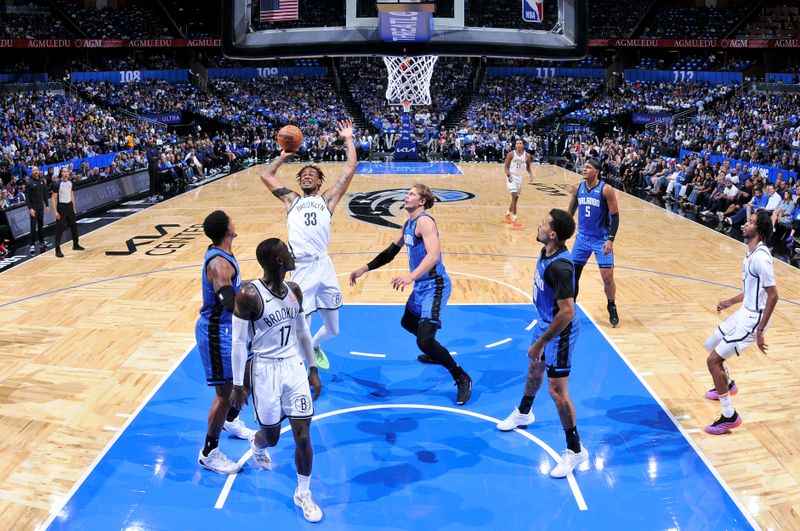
[511,220,523,229]
[704,381,738,400]
[198,448,241,475]
[454,372,473,405]
[705,412,742,435]
[496,407,535,431]
[314,346,330,370]
[294,489,323,523]
[249,432,271,470]
[550,445,589,478]
[607,301,619,327]
[504,213,512,224]
[223,417,256,439]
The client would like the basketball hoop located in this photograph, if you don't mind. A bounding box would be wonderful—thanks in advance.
[383,55,438,106]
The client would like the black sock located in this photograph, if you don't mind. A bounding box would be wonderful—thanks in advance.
[226,407,240,422]
[203,434,219,456]
[565,426,581,453]
[518,395,534,414]
[607,299,616,306]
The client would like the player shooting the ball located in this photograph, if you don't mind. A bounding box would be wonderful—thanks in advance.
[259,119,357,372]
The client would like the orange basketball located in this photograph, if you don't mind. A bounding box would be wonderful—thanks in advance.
[277,125,303,152]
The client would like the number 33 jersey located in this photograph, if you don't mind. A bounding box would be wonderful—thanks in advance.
[287,195,332,259]
[248,280,303,360]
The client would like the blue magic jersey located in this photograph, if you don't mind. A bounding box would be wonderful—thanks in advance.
[533,247,575,324]
[576,180,610,238]
[403,213,446,282]
[199,247,242,322]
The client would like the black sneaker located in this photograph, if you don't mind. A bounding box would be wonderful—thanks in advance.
[607,302,619,327]
[55,248,64,258]
[454,372,473,406]
[417,354,439,364]
[73,244,85,251]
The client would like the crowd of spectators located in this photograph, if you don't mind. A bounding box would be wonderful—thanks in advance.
[0,2,71,39]
[589,0,654,38]
[61,1,173,40]
[639,5,750,39]
[464,76,601,131]
[736,2,799,39]
[76,80,200,114]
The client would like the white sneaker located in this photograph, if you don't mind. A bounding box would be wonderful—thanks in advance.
[249,432,271,470]
[549,445,589,478]
[223,417,256,439]
[293,489,323,523]
[198,448,241,475]
[496,407,535,431]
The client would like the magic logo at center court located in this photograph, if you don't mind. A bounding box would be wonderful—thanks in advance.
[347,188,475,229]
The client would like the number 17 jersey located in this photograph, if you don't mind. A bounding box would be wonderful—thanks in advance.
[288,195,332,259]
[249,280,302,360]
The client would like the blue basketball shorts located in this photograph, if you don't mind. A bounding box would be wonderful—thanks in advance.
[571,233,614,268]
[405,274,451,327]
[195,317,233,386]
[531,318,580,378]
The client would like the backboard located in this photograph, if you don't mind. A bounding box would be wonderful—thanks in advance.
[222,0,587,60]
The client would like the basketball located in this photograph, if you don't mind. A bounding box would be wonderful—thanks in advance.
[277,125,303,152]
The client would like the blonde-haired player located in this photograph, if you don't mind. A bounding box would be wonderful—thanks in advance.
[504,138,533,228]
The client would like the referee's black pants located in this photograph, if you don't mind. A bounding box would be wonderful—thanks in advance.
[55,202,79,249]
[29,208,45,245]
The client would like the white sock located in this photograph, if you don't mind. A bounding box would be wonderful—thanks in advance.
[719,393,734,417]
[512,214,517,221]
[297,473,311,494]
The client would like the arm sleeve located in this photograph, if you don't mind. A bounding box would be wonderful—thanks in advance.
[545,260,576,300]
[367,242,402,271]
[608,213,620,241]
[295,311,317,369]
[231,316,250,386]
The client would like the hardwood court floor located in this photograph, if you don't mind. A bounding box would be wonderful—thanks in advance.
[0,163,798,530]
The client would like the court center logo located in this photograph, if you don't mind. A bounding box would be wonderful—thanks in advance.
[347,188,476,229]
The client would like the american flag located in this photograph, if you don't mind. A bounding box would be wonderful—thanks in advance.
[260,0,298,22]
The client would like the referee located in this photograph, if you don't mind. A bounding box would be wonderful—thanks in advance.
[50,167,85,258]
[25,166,49,254]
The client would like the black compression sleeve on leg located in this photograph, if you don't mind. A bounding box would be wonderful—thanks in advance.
[367,242,402,271]
[216,285,236,312]
[416,320,457,372]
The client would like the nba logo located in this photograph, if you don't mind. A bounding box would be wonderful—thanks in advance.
[522,0,543,22]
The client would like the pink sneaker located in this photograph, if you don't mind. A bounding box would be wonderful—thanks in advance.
[704,381,738,400]
[705,412,742,435]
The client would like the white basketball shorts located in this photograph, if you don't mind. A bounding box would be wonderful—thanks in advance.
[290,254,342,314]
[251,354,314,427]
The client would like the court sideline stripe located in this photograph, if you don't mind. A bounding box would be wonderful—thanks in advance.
[214,404,589,512]
[577,303,760,530]
[38,345,197,531]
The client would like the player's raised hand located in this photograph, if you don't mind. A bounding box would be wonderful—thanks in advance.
[336,119,355,140]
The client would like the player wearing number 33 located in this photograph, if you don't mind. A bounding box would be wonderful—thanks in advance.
[259,119,358,371]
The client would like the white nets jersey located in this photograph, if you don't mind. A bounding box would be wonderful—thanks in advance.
[509,150,528,178]
[742,243,775,311]
[287,195,332,259]
[249,280,302,359]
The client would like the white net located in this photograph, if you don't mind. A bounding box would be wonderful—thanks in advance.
[383,55,438,107]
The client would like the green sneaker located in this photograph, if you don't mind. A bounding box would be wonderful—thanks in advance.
[314,346,330,370]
